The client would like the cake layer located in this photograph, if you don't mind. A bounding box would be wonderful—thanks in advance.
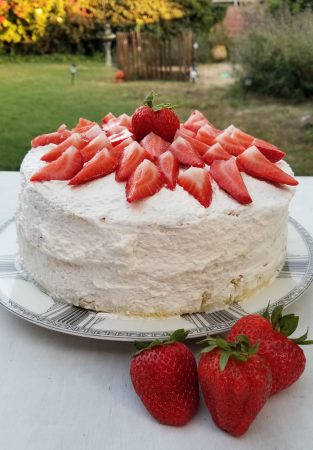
[15,146,295,316]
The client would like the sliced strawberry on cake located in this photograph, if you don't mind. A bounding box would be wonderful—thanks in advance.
[116,141,148,182]
[101,112,116,124]
[108,128,133,146]
[109,137,134,161]
[237,146,298,186]
[80,133,112,163]
[158,150,179,190]
[184,110,212,133]
[231,128,254,149]
[196,124,221,146]
[82,123,103,142]
[31,125,71,148]
[140,132,170,161]
[69,149,117,185]
[174,129,209,156]
[41,133,88,163]
[31,146,83,182]
[169,136,204,167]
[252,138,285,163]
[210,159,252,205]
[215,131,245,156]
[179,125,196,137]
[126,159,165,203]
[202,143,231,165]
[177,167,212,208]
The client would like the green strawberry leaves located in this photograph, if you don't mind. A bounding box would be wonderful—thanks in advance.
[198,334,259,371]
[133,329,189,356]
[143,91,176,112]
[262,303,313,345]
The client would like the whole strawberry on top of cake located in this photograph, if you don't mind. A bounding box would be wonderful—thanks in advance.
[16,93,297,316]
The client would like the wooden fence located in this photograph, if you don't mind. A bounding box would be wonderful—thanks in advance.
[116,31,193,81]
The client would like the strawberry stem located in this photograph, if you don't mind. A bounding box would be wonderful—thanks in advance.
[262,304,313,344]
[143,91,176,111]
[133,329,189,356]
[198,334,259,371]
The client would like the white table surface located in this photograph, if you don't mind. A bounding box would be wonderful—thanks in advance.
[0,172,312,450]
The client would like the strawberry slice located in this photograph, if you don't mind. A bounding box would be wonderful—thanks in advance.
[82,123,103,142]
[69,149,117,186]
[179,125,196,137]
[73,117,93,129]
[109,128,133,146]
[140,132,170,161]
[210,159,252,204]
[252,138,285,163]
[30,146,83,182]
[101,113,116,124]
[196,124,221,146]
[202,143,231,165]
[80,133,112,163]
[31,128,72,148]
[118,113,132,129]
[109,137,134,161]
[237,146,298,186]
[116,141,148,181]
[174,129,209,156]
[177,167,212,208]
[169,136,204,167]
[158,150,179,190]
[215,131,245,156]
[41,133,87,162]
[184,119,208,134]
[126,159,165,203]
[231,128,254,148]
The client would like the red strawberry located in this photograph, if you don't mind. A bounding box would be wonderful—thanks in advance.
[184,119,208,134]
[227,305,313,395]
[82,123,102,142]
[69,148,117,186]
[31,128,71,148]
[198,335,272,437]
[169,136,204,167]
[126,159,164,203]
[177,167,212,207]
[80,133,112,163]
[196,124,221,146]
[108,128,133,146]
[132,92,180,142]
[236,146,298,186]
[41,133,87,163]
[109,137,134,161]
[179,125,196,137]
[116,141,148,182]
[215,131,245,156]
[101,112,116,124]
[210,159,252,205]
[140,132,170,161]
[117,113,132,129]
[174,129,209,156]
[158,150,179,190]
[253,138,286,163]
[231,128,254,148]
[73,117,93,131]
[202,143,231,165]
[184,110,212,133]
[130,329,199,426]
[30,146,83,182]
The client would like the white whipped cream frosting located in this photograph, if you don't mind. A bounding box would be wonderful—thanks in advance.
[16,146,296,316]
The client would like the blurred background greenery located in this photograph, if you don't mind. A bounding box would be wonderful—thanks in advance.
[0,0,312,173]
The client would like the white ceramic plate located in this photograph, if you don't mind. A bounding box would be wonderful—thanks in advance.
[0,217,312,341]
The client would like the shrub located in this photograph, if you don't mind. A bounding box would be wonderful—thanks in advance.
[233,8,313,99]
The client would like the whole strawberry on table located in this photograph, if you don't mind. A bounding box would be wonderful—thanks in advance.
[130,306,312,436]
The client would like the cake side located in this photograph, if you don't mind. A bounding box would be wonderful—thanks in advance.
[15,145,295,316]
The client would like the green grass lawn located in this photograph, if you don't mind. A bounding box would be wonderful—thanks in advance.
[0,61,312,174]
